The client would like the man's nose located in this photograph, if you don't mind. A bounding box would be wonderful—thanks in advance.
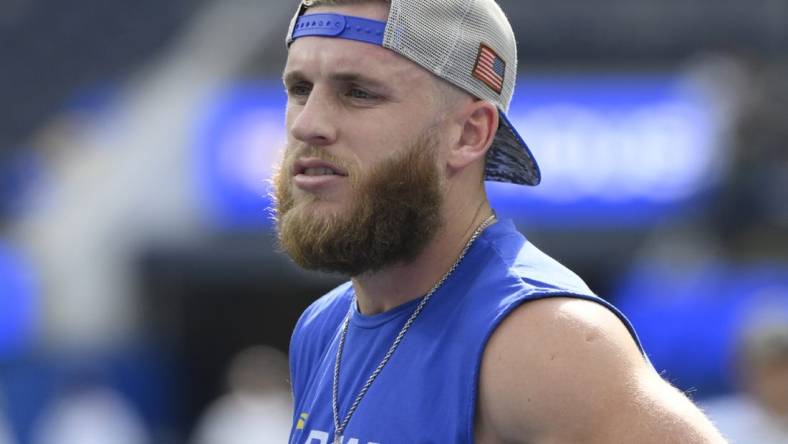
[289,90,338,147]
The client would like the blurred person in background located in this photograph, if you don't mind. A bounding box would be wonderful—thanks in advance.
[276,0,724,442]
[31,368,150,444]
[699,61,788,439]
[704,319,788,443]
[710,60,788,263]
[191,345,292,444]
[0,391,16,444]
[0,420,13,444]
[633,58,788,266]
[617,57,788,442]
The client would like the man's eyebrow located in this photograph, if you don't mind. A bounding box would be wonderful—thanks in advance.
[329,72,388,89]
[283,70,389,89]
[283,70,306,85]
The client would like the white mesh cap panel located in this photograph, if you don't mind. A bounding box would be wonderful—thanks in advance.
[384,0,518,112]
[384,1,467,79]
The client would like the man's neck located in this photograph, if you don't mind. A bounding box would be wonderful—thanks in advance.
[351,197,494,315]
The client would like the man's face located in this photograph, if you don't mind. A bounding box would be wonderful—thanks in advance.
[275,3,449,275]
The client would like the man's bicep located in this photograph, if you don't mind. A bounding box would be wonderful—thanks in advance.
[476,297,725,443]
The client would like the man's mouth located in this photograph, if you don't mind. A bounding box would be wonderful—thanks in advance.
[293,158,349,177]
[291,157,349,191]
[303,167,339,176]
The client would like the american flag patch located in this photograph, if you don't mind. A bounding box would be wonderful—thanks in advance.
[473,44,506,94]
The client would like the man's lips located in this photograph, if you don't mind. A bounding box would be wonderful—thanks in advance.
[292,157,349,177]
[292,157,349,191]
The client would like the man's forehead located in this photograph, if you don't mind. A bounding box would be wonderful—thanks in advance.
[285,12,431,87]
[286,38,413,75]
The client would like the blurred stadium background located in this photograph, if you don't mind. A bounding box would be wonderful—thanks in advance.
[1,0,787,443]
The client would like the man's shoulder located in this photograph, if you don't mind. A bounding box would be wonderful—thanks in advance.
[476,297,647,441]
[488,297,642,359]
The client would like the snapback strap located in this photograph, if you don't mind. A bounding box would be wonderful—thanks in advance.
[291,13,386,45]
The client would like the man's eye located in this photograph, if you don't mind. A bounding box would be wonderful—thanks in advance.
[347,88,375,100]
[288,84,311,97]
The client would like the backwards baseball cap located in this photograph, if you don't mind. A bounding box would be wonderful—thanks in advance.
[285,0,540,186]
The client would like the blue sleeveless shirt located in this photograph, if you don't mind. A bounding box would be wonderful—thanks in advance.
[288,219,643,443]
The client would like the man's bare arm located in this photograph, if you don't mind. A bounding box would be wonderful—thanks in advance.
[476,297,726,444]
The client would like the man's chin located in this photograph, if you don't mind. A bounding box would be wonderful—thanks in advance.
[288,200,343,221]
[280,200,347,234]
[290,194,350,216]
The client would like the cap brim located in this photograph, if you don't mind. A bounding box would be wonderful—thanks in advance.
[485,110,541,186]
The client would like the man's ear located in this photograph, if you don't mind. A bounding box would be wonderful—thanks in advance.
[447,99,498,172]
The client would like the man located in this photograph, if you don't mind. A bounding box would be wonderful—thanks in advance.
[274,0,726,442]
